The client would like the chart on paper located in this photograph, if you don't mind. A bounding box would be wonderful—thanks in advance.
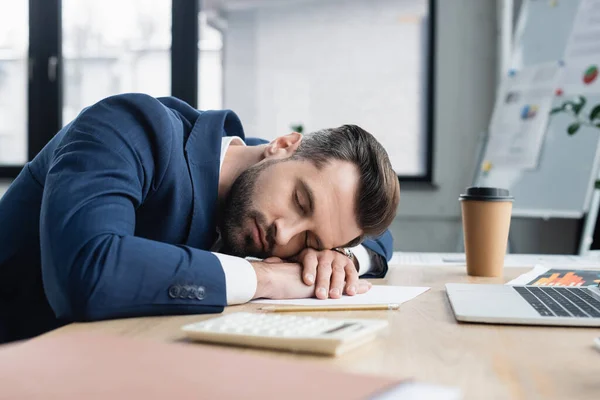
[508,266,600,287]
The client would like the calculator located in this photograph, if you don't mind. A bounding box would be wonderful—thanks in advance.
[181,312,388,356]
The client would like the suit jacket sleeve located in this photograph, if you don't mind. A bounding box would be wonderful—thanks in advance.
[359,230,393,278]
[40,94,227,322]
[245,137,269,146]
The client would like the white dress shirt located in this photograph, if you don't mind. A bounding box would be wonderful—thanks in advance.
[213,136,373,304]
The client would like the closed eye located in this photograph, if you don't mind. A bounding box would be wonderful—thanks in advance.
[295,190,306,215]
[295,189,321,250]
[305,232,323,251]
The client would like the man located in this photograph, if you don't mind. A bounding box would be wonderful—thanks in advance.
[0,94,400,343]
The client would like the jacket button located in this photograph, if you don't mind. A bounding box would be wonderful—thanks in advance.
[179,286,189,298]
[196,286,205,300]
[168,285,180,299]
[187,286,196,299]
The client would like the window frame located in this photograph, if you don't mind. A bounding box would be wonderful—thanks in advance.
[0,0,62,178]
[0,0,200,179]
[398,0,436,183]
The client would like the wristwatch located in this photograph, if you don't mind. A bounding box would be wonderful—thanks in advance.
[332,247,359,272]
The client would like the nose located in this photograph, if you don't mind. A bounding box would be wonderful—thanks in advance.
[273,218,305,247]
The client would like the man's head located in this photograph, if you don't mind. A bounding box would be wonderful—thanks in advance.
[218,125,400,259]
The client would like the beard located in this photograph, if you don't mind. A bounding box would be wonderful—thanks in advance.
[217,160,277,259]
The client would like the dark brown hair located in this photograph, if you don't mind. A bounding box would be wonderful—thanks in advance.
[292,124,400,238]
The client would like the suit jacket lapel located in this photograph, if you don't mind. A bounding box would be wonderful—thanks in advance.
[183,110,246,249]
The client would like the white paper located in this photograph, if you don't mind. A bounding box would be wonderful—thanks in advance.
[391,252,467,266]
[504,255,600,267]
[373,382,461,400]
[483,63,558,170]
[391,252,600,268]
[564,0,600,60]
[251,285,430,306]
[506,265,550,285]
[556,56,600,95]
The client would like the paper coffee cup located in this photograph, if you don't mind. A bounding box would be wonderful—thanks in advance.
[459,187,513,277]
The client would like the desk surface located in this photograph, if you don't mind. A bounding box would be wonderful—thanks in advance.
[46,265,600,400]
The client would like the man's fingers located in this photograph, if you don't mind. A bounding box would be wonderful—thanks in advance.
[315,257,333,299]
[329,260,347,299]
[343,262,359,296]
[301,251,318,286]
[355,280,373,294]
[263,256,283,264]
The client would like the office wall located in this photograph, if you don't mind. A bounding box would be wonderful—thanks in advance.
[223,0,428,176]
[391,0,498,251]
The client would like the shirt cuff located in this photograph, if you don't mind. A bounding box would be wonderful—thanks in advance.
[213,252,257,305]
[351,245,373,276]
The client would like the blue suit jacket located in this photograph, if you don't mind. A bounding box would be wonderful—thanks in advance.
[0,94,393,342]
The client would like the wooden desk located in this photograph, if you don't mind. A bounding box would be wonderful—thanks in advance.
[46,266,600,400]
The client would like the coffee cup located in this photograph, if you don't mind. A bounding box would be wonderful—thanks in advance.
[459,187,513,277]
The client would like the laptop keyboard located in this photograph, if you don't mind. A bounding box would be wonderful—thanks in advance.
[514,286,600,318]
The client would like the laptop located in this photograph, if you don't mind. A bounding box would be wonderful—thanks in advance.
[446,283,600,326]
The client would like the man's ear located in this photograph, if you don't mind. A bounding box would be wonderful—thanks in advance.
[263,132,303,160]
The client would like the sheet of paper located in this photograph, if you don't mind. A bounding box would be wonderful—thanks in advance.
[483,63,558,170]
[507,265,600,286]
[373,382,461,400]
[391,252,600,268]
[251,285,430,306]
[506,265,550,285]
[390,252,467,266]
[564,0,600,60]
[505,255,600,267]
[557,56,600,95]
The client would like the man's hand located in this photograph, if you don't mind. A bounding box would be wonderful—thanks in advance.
[250,258,316,300]
[296,248,372,299]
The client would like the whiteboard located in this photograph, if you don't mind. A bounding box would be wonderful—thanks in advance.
[475,0,600,218]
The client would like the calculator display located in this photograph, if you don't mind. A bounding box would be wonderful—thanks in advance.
[323,323,361,335]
